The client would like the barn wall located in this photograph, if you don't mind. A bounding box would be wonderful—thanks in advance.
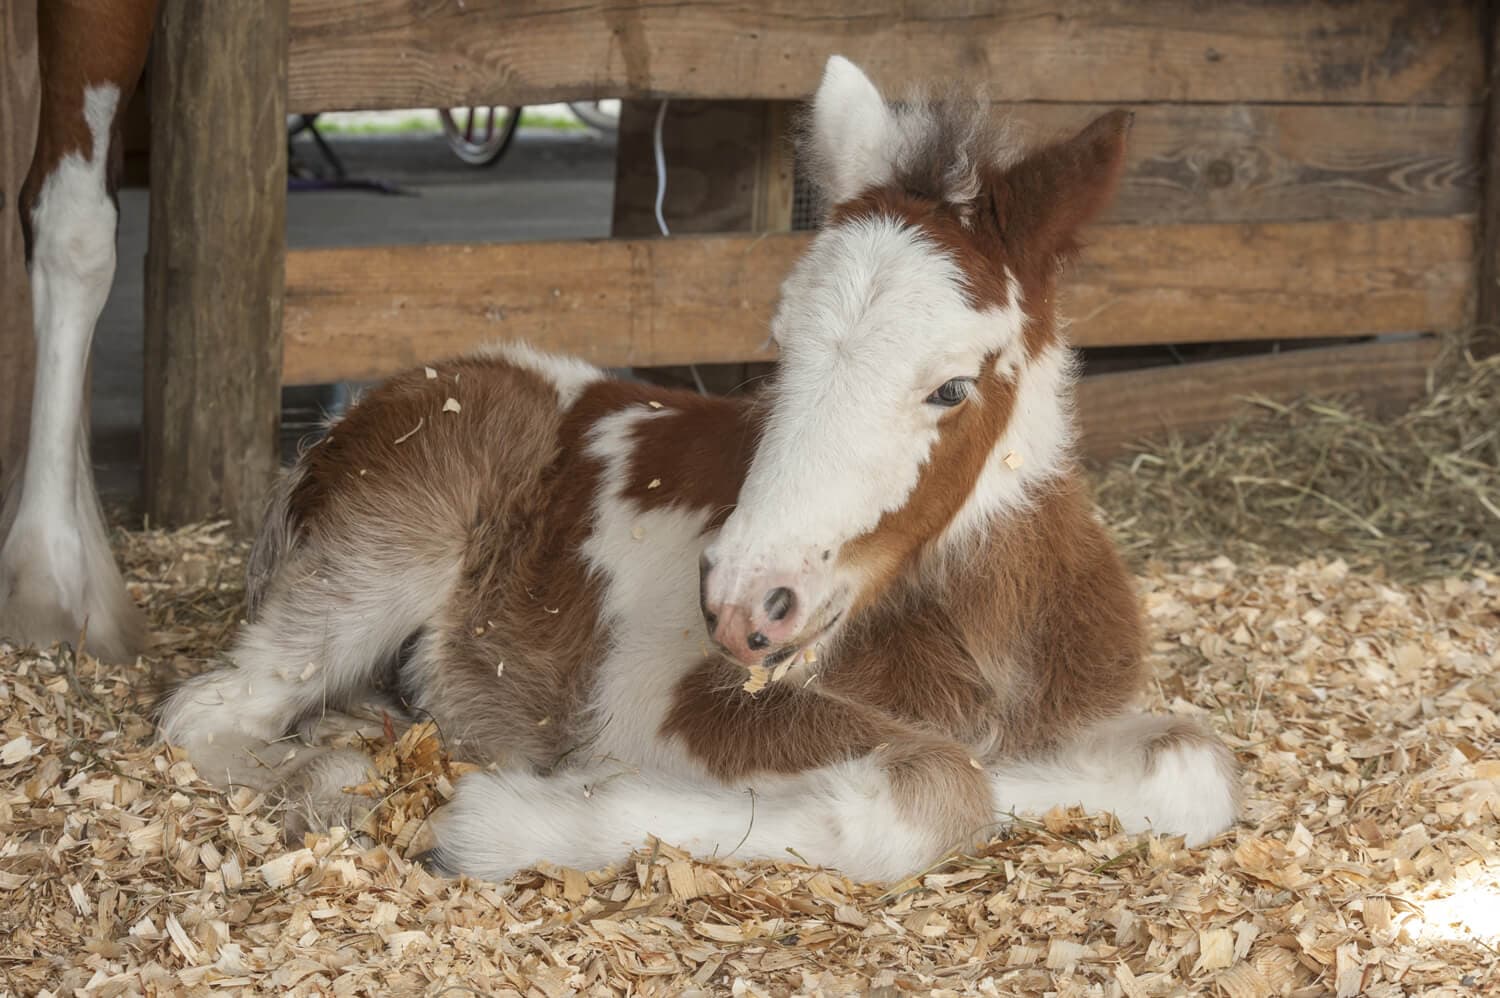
[272,0,1484,453]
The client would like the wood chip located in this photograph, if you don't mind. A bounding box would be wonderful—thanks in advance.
[442,397,461,414]
[3,471,1495,995]
[741,666,769,695]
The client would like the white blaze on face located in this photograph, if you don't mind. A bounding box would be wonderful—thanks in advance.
[703,214,1026,614]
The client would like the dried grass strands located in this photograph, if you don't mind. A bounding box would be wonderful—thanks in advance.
[1097,338,1499,580]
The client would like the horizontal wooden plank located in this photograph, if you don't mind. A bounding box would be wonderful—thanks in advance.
[288,0,1481,112]
[1065,216,1473,346]
[1075,337,1441,458]
[281,217,1473,385]
[1021,103,1481,224]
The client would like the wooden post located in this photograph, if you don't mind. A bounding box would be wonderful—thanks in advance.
[1478,0,1500,357]
[612,99,794,391]
[0,2,39,519]
[144,0,288,530]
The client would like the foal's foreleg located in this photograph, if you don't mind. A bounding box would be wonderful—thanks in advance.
[989,712,1240,845]
[433,676,994,883]
[433,740,992,884]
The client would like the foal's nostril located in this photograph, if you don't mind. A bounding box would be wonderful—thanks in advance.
[763,587,795,622]
[747,631,770,651]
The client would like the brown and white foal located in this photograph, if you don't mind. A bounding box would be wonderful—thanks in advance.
[160,57,1239,883]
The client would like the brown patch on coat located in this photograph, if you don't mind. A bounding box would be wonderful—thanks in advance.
[21,0,158,253]
[838,360,1018,600]
[832,474,1145,761]
[268,361,652,769]
[663,657,896,781]
[661,476,1140,852]
[662,658,994,858]
[618,391,759,528]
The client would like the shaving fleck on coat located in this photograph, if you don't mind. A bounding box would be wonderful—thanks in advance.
[158,57,1239,882]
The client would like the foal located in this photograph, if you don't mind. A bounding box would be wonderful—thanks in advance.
[160,56,1239,883]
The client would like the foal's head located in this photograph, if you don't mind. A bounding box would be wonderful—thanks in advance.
[701,56,1131,667]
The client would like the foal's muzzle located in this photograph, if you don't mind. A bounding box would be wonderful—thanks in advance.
[699,555,807,667]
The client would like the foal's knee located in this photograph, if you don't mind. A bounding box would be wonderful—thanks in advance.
[881,739,995,860]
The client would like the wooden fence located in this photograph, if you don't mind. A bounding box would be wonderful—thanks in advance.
[3,1,1494,527]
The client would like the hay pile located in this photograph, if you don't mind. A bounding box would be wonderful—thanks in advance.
[1,352,1497,996]
[1098,345,1499,579]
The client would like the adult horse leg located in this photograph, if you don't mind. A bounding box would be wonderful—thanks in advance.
[0,0,156,663]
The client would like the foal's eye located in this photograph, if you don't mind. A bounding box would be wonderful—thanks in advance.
[926,378,974,408]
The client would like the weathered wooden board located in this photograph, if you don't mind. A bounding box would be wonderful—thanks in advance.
[144,0,288,531]
[1024,102,1481,225]
[621,100,1480,230]
[1075,337,1441,458]
[1476,1,1500,357]
[0,0,38,508]
[612,100,789,238]
[612,98,791,392]
[1066,216,1473,347]
[282,216,1472,385]
[287,0,1481,112]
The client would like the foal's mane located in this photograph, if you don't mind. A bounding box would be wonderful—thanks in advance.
[797,82,1021,214]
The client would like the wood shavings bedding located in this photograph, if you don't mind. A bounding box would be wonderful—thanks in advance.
[0,524,1496,996]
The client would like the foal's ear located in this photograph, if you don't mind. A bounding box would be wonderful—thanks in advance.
[991,109,1133,262]
[805,55,898,205]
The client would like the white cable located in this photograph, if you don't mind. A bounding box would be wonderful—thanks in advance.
[652,98,671,238]
[652,97,709,394]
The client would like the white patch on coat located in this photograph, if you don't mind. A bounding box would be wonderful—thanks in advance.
[576,409,713,774]
[0,84,143,662]
[940,341,1078,545]
[476,341,603,409]
[433,753,945,884]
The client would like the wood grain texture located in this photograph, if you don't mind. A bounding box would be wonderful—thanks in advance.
[612,100,775,237]
[286,0,1481,112]
[144,0,288,531]
[1021,102,1481,225]
[1075,337,1441,458]
[1065,215,1474,346]
[0,1,38,509]
[282,217,1473,385]
[1476,0,1500,357]
[618,100,1480,233]
[612,98,791,393]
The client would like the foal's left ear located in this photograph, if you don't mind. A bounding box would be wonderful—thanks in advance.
[805,55,899,205]
[991,109,1133,263]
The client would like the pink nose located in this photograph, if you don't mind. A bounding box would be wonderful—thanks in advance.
[700,561,801,665]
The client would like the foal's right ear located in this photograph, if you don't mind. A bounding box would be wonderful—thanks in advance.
[805,55,899,205]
